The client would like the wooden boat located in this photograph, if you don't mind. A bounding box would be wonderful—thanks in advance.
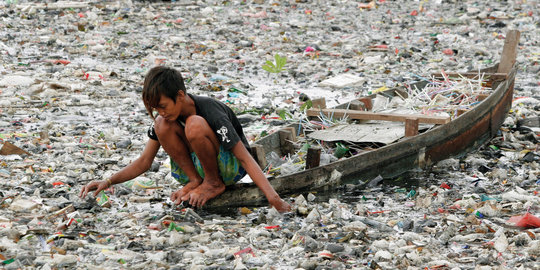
[205,30,520,209]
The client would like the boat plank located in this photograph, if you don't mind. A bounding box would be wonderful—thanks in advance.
[405,118,419,137]
[498,30,520,74]
[431,72,507,80]
[250,144,267,169]
[306,146,321,169]
[306,108,450,124]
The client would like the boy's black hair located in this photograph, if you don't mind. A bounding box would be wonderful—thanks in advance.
[142,66,186,119]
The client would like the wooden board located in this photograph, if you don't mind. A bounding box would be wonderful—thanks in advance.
[307,123,405,144]
[307,108,450,125]
[431,72,507,81]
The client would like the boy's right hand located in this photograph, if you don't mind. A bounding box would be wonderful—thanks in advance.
[79,180,112,199]
[270,198,292,213]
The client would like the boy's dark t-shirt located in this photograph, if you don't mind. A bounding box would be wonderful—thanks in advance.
[147,94,250,151]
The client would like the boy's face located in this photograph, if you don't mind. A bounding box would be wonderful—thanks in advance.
[154,91,184,121]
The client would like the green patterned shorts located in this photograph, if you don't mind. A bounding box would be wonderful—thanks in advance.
[170,145,246,186]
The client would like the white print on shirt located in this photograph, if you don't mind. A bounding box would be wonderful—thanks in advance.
[149,123,156,137]
[217,126,230,143]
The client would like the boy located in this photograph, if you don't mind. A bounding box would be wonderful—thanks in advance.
[80,66,291,212]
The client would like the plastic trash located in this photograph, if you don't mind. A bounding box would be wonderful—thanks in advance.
[168,222,186,233]
[507,213,540,229]
[279,162,303,175]
[333,142,349,158]
[366,175,384,188]
[267,152,286,168]
[480,194,501,202]
[96,191,110,207]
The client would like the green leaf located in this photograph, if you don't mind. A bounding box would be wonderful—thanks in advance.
[262,54,287,74]
[274,54,282,67]
[278,109,287,119]
[262,65,275,73]
[265,60,276,68]
[277,109,292,120]
[262,59,279,73]
[300,99,312,111]
[275,54,287,70]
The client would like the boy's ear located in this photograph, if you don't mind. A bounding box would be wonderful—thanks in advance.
[176,90,185,99]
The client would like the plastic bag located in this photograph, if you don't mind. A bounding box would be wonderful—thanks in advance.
[507,212,540,229]
[267,151,286,167]
[280,162,303,175]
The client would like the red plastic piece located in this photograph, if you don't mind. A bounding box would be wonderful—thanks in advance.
[507,213,540,229]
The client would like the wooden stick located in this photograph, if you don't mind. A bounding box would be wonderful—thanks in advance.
[46,204,75,221]
[306,146,322,169]
[306,108,450,125]
[405,118,419,137]
[18,2,90,10]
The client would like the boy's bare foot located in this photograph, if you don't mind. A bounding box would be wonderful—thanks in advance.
[171,180,201,204]
[183,180,225,208]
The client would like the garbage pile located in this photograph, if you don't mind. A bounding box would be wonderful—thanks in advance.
[405,74,492,118]
[0,0,539,269]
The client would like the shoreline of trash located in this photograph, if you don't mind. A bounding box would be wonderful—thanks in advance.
[1,1,539,269]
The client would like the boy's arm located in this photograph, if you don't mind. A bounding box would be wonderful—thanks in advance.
[231,141,291,212]
[80,139,161,198]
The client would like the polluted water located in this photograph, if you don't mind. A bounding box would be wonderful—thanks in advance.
[0,0,539,269]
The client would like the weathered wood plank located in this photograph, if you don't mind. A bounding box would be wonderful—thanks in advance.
[497,30,520,74]
[431,72,508,81]
[203,31,520,209]
[281,127,297,142]
[311,98,326,110]
[250,144,267,169]
[306,108,450,125]
[279,129,295,156]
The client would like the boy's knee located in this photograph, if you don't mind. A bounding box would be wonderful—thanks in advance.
[154,116,173,137]
[185,116,210,140]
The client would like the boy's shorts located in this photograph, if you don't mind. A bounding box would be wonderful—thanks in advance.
[170,145,247,186]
